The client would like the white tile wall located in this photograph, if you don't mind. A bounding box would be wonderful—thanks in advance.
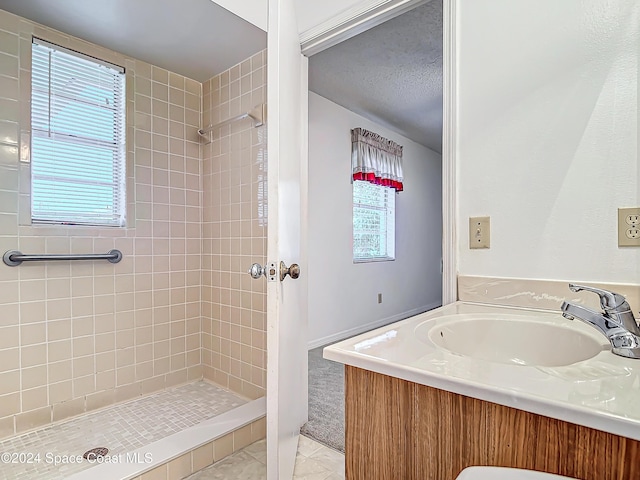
[201,51,268,400]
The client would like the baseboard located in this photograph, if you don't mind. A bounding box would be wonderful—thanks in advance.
[307,301,442,350]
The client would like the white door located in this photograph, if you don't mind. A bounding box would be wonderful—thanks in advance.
[266,0,308,478]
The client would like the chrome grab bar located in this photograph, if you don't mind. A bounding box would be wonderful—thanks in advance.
[3,249,123,266]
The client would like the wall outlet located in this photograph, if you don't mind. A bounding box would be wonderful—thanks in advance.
[618,207,640,247]
[469,216,490,249]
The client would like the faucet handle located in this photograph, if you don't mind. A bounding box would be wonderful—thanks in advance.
[568,283,627,311]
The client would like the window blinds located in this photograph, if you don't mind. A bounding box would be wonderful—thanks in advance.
[31,38,126,226]
[353,180,395,261]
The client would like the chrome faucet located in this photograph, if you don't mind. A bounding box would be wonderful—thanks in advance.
[561,284,640,359]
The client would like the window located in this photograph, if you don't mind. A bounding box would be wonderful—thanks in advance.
[353,180,395,262]
[351,127,402,262]
[31,38,126,226]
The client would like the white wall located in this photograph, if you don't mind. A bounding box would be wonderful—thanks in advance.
[308,92,443,347]
[457,0,639,284]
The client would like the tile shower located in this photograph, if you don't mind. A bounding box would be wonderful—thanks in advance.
[0,8,267,479]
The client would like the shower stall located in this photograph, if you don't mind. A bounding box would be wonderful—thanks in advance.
[0,8,268,479]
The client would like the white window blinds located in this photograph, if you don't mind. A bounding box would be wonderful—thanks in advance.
[353,180,395,262]
[31,38,126,227]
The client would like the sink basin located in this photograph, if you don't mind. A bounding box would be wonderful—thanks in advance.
[418,315,606,367]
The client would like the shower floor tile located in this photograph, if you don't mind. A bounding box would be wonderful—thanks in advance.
[0,381,246,480]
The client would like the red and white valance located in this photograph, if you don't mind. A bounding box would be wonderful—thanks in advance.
[351,128,403,192]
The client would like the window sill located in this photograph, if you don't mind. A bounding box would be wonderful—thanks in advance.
[353,257,395,264]
[32,221,125,228]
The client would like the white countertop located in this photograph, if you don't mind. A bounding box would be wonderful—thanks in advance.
[323,302,640,441]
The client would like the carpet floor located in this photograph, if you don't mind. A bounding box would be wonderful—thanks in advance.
[300,344,345,453]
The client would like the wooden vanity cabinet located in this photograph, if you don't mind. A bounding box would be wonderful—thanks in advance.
[345,366,640,480]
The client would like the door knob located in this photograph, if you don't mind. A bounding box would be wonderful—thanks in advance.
[248,263,266,279]
[280,261,300,281]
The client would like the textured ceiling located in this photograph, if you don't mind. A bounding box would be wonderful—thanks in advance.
[0,0,266,82]
[309,0,443,152]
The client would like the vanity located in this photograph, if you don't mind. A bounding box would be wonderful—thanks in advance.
[324,300,640,480]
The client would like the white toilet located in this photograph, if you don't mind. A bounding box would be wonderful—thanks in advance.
[456,466,577,479]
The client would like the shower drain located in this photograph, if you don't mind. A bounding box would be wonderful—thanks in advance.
[82,447,109,460]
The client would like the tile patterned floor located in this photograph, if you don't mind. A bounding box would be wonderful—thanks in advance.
[187,435,345,480]
[0,382,245,480]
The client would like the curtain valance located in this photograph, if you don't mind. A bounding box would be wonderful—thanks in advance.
[351,128,403,192]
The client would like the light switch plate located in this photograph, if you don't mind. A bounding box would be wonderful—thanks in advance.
[469,216,490,249]
[618,207,640,247]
